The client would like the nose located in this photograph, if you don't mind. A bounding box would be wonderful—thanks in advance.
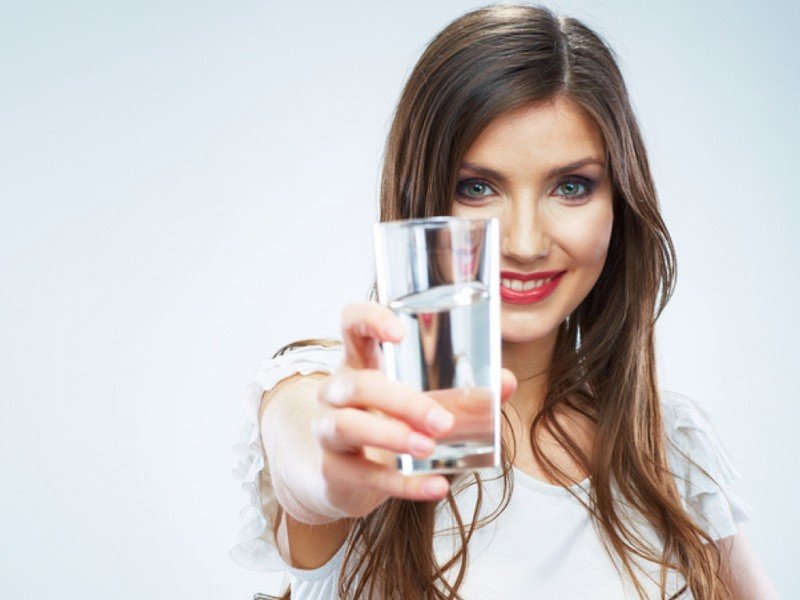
[501,200,549,264]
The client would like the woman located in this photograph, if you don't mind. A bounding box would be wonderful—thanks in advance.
[231,4,778,599]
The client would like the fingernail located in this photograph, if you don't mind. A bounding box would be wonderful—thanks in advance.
[408,432,435,455]
[426,406,455,433]
[381,319,404,338]
[422,478,448,496]
[324,376,353,405]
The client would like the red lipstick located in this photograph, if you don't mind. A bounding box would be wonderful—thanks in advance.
[500,270,566,304]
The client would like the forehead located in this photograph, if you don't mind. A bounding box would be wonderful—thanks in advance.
[463,96,606,166]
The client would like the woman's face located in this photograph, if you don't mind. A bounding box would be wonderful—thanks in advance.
[450,95,614,343]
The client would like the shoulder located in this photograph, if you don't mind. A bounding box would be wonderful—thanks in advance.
[659,391,753,541]
[253,343,344,392]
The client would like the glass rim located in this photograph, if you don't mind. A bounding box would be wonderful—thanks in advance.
[375,216,496,230]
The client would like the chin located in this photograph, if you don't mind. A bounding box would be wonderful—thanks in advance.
[501,330,554,344]
[500,315,560,344]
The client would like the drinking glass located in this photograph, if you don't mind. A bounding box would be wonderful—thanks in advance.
[373,216,501,475]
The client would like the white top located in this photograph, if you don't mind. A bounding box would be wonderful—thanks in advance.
[230,345,752,599]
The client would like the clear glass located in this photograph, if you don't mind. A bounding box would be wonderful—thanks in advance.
[373,216,501,475]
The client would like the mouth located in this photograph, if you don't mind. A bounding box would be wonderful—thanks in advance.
[499,270,566,304]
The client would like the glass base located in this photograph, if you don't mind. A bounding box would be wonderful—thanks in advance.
[396,442,498,475]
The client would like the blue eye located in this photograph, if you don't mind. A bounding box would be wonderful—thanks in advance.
[554,177,593,199]
[456,179,495,200]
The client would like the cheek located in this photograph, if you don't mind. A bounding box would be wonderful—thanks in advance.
[451,201,494,219]
[549,203,613,267]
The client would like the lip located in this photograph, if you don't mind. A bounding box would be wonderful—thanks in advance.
[500,270,566,304]
[500,269,565,281]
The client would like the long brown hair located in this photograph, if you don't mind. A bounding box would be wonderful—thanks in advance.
[274,4,730,598]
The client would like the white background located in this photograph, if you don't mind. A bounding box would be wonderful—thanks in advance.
[1,1,797,598]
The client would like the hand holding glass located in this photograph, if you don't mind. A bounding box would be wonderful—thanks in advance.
[373,217,501,475]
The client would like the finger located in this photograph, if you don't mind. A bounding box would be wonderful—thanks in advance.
[500,368,518,404]
[312,407,437,458]
[340,302,405,370]
[322,450,451,505]
[317,369,456,437]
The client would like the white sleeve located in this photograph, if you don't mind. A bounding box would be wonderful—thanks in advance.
[229,344,344,571]
[661,391,753,542]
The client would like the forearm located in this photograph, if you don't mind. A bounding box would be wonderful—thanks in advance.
[260,374,345,525]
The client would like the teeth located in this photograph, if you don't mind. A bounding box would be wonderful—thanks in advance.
[502,275,557,292]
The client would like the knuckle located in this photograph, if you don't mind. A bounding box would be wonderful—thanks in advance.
[343,372,363,400]
[316,380,331,403]
[312,413,334,443]
[330,411,349,439]
[319,371,356,406]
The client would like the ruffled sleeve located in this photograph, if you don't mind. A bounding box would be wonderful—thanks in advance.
[661,391,753,542]
[229,344,344,571]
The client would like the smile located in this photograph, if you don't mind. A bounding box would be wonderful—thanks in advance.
[499,271,566,304]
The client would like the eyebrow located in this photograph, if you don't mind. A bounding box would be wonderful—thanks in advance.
[459,158,606,182]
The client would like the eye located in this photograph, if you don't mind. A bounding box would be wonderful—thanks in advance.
[553,177,593,199]
[455,179,496,201]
